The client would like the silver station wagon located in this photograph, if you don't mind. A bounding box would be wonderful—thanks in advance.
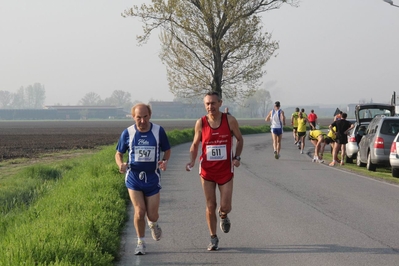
[346,104,395,164]
[357,115,399,171]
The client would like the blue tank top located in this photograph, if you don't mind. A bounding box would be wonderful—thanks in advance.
[116,123,171,172]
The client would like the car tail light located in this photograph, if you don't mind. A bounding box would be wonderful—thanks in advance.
[390,141,397,153]
[348,136,356,143]
[374,137,384,149]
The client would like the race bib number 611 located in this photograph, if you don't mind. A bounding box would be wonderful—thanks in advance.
[206,144,227,161]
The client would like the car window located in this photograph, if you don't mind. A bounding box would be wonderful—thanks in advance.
[367,124,374,134]
[369,121,378,134]
[381,121,399,135]
[358,109,393,119]
[357,125,367,136]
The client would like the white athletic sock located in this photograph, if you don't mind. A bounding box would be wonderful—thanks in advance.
[148,221,157,227]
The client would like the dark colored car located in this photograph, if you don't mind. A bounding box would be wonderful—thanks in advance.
[345,104,395,164]
[357,116,399,171]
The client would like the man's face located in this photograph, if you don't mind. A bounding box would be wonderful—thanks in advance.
[133,105,151,132]
[204,95,222,115]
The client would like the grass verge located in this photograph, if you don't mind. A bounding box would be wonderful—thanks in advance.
[0,147,127,265]
[320,150,399,185]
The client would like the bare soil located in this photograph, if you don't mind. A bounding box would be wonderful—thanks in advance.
[0,118,332,161]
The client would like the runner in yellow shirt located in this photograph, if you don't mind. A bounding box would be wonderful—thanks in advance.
[297,112,308,154]
[327,126,337,154]
[291,107,300,144]
[309,129,332,163]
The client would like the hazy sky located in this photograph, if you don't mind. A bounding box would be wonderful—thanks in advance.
[1,0,399,107]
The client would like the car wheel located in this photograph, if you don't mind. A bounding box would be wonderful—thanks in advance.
[356,151,365,167]
[366,152,376,171]
[392,168,399,178]
[345,156,353,164]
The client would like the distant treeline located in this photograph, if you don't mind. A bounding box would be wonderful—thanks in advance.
[0,108,126,120]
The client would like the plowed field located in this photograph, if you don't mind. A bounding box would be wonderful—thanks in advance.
[0,118,332,161]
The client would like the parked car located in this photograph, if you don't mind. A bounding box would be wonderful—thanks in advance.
[389,133,399,177]
[345,104,395,163]
[357,115,399,171]
[344,118,357,163]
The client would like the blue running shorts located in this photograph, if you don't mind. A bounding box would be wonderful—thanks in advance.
[271,128,283,136]
[125,170,161,197]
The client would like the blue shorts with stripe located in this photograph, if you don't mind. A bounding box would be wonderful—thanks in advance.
[125,169,161,197]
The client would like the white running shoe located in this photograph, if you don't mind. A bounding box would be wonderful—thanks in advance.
[149,222,162,241]
[135,241,146,255]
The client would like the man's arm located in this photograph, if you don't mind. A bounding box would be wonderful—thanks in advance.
[329,121,337,134]
[162,149,171,161]
[344,123,355,135]
[158,149,171,171]
[186,118,202,171]
[115,151,127,174]
[265,110,272,122]
[228,115,244,167]
[281,111,286,126]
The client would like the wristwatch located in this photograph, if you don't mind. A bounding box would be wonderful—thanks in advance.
[234,156,241,161]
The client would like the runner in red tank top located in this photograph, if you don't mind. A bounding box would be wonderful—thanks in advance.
[186,91,244,251]
[200,113,233,184]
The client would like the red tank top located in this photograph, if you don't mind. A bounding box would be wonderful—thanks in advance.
[200,113,234,180]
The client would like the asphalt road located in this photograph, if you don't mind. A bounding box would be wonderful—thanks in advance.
[117,133,399,266]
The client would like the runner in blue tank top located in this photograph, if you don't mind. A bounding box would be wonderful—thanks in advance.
[115,103,171,255]
[265,101,286,159]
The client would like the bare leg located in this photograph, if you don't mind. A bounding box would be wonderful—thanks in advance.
[340,144,346,164]
[276,134,283,154]
[201,178,217,236]
[146,193,160,223]
[218,178,233,216]
[128,189,147,238]
[301,137,305,151]
[271,133,278,152]
[330,143,339,166]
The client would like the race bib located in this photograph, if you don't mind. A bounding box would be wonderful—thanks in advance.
[206,145,227,161]
[134,146,156,162]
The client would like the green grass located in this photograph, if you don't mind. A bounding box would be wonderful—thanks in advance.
[166,128,195,146]
[0,148,127,265]
[0,124,398,265]
[321,150,399,184]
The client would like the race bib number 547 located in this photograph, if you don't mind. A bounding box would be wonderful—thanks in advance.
[206,145,227,161]
[134,146,156,162]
